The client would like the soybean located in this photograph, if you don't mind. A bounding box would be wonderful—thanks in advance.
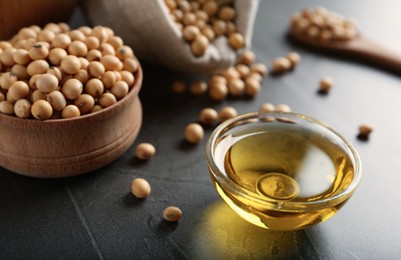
[7,81,30,103]
[14,99,32,118]
[28,43,49,60]
[189,81,208,95]
[27,60,49,76]
[319,76,334,93]
[98,92,117,107]
[88,61,105,78]
[184,123,204,144]
[47,91,67,111]
[61,104,81,118]
[85,78,104,98]
[74,94,95,114]
[62,78,83,100]
[0,101,15,115]
[199,108,218,125]
[163,206,182,222]
[31,100,53,120]
[135,143,156,160]
[61,55,81,74]
[219,106,238,122]
[131,178,151,198]
[111,81,129,100]
[36,74,58,93]
[358,124,373,139]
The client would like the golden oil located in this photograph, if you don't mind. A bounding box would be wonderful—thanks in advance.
[210,116,356,230]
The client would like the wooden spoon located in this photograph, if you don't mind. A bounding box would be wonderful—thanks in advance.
[290,30,401,74]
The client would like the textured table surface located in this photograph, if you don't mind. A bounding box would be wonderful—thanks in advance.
[1,1,401,259]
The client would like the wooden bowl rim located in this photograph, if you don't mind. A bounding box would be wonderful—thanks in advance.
[0,58,143,126]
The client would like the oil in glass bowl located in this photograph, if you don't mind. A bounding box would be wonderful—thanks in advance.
[207,112,361,231]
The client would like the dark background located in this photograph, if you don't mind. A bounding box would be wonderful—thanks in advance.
[1,0,401,259]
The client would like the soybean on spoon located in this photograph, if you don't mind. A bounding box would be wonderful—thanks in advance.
[288,7,401,74]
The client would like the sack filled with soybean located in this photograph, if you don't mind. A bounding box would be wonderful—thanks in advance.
[83,0,259,74]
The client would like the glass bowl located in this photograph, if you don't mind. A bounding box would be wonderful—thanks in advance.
[206,112,362,231]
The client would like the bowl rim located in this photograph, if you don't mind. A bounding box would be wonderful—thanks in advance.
[0,58,143,125]
[206,111,362,211]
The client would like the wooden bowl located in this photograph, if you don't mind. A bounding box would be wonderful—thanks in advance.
[0,0,77,40]
[0,63,143,178]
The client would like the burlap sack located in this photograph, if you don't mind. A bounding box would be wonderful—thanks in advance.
[83,0,259,74]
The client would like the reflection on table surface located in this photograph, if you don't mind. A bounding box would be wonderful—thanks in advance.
[192,201,327,259]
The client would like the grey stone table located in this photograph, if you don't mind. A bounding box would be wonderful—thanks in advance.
[1,1,401,259]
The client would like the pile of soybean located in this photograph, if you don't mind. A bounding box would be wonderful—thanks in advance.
[0,23,139,120]
[165,0,246,57]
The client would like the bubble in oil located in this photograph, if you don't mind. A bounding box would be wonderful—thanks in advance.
[255,172,300,200]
